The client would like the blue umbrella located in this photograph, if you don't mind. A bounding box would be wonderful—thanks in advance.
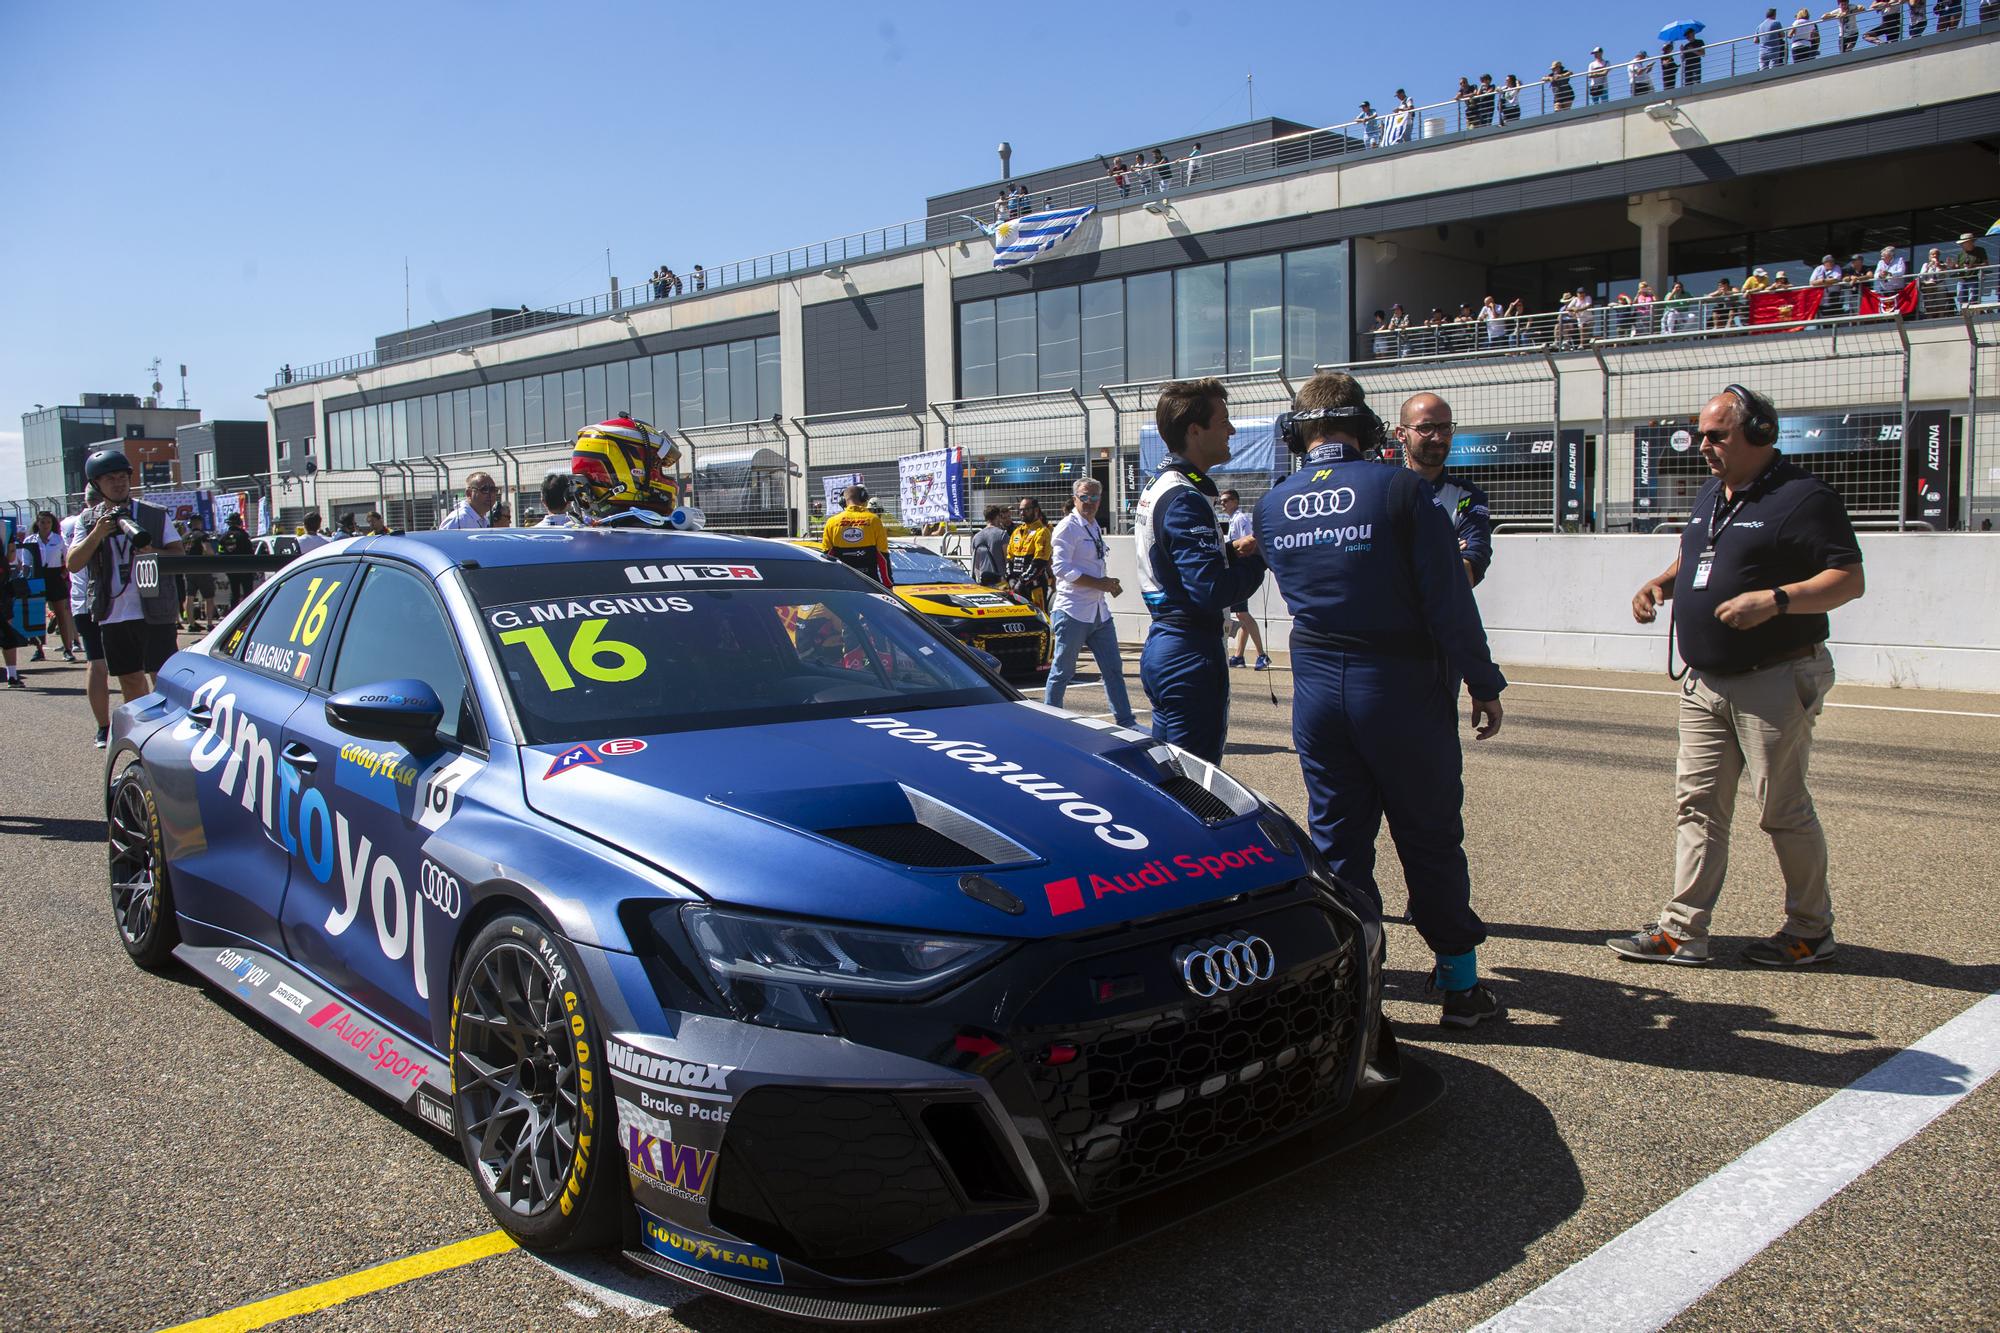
[1659,19,1706,40]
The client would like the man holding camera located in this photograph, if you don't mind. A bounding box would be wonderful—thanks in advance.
[65,448,183,704]
[1255,372,1507,1028]
[1615,384,1864,967]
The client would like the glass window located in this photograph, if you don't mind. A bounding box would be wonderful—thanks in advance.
[1036,286,1080,393]
[606,360,630,418]
[467,386,488,451]
[522,376,543,444]
[1284,244,1349,376]
[421,395,439,455]
[453,389,473,452]
[1175,264,1226,377]
[562,369,584,436]
[652,353,679,430]
[504,379,525,449]
[679,352,706,428]
[729,339,757,422]
[487,384,505,448]
[236,561,357,684]
[331,412,347,470]
[584,362,606,423]
[362,403,380,462]
[625,357,652,423]
[704,344,730,423]
[1125,272,1173,381]
[959,300,997,398]
[1080,280,1125,389]
[330,564,475,745]
[544,374,565,438]
[393,400,411,458]
[1227,255,1284,374]
[995,293,1037,395]
[756,336,781,418]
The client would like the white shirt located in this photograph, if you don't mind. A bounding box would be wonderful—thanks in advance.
[534,512,580,528]
[1049,510,1113,623]
[296,532,331,553]
[1225,508,1253,543]
[437,502,489,530]
[59,516,89,605]
[1873,256,1907,292]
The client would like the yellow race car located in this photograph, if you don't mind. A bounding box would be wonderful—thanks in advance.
[783,538,1052,679]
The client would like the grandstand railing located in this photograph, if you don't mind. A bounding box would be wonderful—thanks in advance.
[272,18,1997,388]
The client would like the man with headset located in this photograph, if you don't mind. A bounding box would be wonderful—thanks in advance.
[1255,372,1507,1027]
[1617,384,1864,967]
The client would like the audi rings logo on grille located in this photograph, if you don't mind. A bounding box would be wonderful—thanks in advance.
[1282,488,1357,520]
[419,859,463,920]
[1174,934,1277,998]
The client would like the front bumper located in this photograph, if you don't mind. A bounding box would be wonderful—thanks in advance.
[609,883,1429,1318]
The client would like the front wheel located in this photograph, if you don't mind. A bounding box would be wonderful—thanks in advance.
[450,912,623,1251]
[109,766,179,969]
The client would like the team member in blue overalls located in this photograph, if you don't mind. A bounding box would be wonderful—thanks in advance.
[1254,372,1509,1028]
[1133,378,1266,764]
[1397,393,1494,587]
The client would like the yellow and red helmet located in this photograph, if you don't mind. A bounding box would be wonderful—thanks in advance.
[570,417,681,516]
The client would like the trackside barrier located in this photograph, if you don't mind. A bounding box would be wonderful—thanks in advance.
[675,417,797,537]
[1099,372,1296,531]
[930,390,1091,534]
[1594,313,1911,531]
[793,407,928,538]
[1967,305,2000,530]
[1314,346,1567,529]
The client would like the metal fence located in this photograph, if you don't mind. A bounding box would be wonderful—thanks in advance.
[676,417,797,537]
[1597,314,1911,530]
[793,406,928,538]
[1969,304,2000,531]
[931,390,1093,533]
[1100,371,1297,530]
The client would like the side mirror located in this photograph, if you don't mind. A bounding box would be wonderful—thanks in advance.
[326,679,444,750]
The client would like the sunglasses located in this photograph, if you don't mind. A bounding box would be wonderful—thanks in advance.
[1695,429,1733,445]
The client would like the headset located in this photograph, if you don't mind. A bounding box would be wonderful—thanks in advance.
[1274,404,1387,457]
[1723,383,1779,447]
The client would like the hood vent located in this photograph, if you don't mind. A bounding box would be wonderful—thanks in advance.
[1158,771,1234,824]
[819,786,1034,869]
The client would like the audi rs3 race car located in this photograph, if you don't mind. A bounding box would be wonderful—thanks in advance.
[104,527,1434,1320]
[785,538,1052,680]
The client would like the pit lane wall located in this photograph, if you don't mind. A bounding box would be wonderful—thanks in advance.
[918,533,2000,694]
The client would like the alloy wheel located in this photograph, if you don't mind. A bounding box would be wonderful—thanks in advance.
[453,941,582,1215]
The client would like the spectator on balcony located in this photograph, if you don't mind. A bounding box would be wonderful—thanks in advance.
[1918,248,1946,312]
[1481,295,1507,347]
[1550,60,1576,109]
[1185,143,1203,183]
[1586,48,1611,103]
[1680,31,1706,83]
[1791,7,1824,57]
[1453,76,1476,127]
[692,264,707,291]
[1385,90,1416,144]
[1759,8,1790,65]
[1659,42,1679,88]
[1661,280,1696,333]
[1771,270,1795,289]
[1742,266,1772,294]
[1824,0,1862,50]
[1387,303,1411,354]
[1369,310,1391,357]
[1150,148,1173,192]
[1499,74,1524,122]
[1422,308,1449,355]
[1134,150,1158,195]
[1908,0,1930,35]
[1841,252,1872,307]
[1108,156,1131,198]
[1934,0,1961,30]
[1008,184,1030,216]
[993,192,1008,227]
[1873,245,1909,295]
[1473,74,1499,125]
[664,266,684,298]
[1864,0,1905,42]
[1502,296,1529,345]
[1450,303,1478,352]
[1356,101,1381,146]
[1634,280,1658,332]
[1607,291,1636,337]
[1561,289,1596,346]
[1629,49,1657,94]
[1707,277,1745,328]
[1955,232,1990,310]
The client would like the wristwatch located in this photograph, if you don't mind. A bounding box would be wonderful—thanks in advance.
[1772,587,1790,614]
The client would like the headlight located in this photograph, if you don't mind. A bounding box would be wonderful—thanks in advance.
[677,905,1007,1033]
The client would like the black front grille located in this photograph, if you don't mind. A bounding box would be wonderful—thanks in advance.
[821,822,988,867]
[713,1087,964,1261]
[974,631,1046,675]
[1158,772,1234,824]
[1018,949,1360,1207]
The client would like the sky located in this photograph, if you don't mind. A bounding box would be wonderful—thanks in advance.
[0,0,1683,498]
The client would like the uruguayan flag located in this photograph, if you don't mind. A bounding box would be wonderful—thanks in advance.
[991,206,1095,270]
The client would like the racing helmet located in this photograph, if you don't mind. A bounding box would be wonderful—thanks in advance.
[570,417,681,515]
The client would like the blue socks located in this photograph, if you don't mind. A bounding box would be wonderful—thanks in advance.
[1434,949,1478,993]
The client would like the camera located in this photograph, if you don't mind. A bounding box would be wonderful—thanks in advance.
[99,504,153,548]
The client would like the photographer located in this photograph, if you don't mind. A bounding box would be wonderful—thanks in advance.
[64,448,183,703]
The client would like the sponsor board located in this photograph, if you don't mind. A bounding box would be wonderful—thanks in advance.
[1043,843,1277,917]
[638,1209,782,1284]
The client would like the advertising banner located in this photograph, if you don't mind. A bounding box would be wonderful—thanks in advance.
[211,492,244,531]
[897,448,966,526]
[146,488,206,529]
[1904,408,1950,530]
[1137,417,1278,475]
[820,472,863,513]
[1557,429,1588,528]
[969,455,1084,485]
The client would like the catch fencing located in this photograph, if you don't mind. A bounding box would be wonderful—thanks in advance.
[793,407,928,537]
[929,390,1092,534]
[676,417,797,537]
[1100,372,1297,531]
[1968,306,2000,531]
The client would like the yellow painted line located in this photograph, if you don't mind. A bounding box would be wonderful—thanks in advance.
[156,1230,517,1333]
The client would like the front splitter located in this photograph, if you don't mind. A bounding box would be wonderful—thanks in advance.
[619,1053,1446,1323]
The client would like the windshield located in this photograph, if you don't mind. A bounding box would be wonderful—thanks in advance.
[887,547,975,584]
[462,558,1002,744]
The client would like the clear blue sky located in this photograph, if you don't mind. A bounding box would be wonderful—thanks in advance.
[0,0,1706,496]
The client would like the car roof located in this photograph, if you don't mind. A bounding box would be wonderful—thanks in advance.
[335,529,828,576]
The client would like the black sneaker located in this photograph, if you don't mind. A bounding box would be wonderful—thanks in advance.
[94,726,109,748]
[1438,983,1505,1028]
[5,676,24,689]
[1742,930,1836,967]
[29,647,44,662]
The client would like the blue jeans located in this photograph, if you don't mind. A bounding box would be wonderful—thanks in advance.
[1043,610,1137,727]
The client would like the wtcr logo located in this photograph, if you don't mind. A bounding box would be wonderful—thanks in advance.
[1282,488,1357,520]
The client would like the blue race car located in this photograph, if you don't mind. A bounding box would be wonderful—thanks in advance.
[105,528,1430,1319]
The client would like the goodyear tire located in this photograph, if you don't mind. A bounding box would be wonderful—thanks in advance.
[450,912,622,1251]
[108,766,180,970]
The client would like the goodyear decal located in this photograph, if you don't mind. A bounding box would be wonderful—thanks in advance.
[335,741,419,813]
[638,1209,781,1284]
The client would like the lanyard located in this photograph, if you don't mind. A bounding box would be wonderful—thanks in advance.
[1705,459,1779,547]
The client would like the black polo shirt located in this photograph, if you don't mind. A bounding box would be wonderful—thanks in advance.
[1673,454,1862,675]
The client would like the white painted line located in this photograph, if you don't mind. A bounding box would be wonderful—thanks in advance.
[1473,991,2000,1333]
[1508,679,2000,719]
[532,1253,701,1321]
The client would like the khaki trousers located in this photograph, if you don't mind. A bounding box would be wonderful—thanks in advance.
[1663,645,1836,942]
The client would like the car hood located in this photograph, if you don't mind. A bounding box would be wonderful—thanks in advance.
[895,584,1037,619]
[521,701,1301,938]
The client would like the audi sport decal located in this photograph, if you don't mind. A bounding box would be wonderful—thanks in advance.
[1043,844,1278,916]
[639,1208,782,1284]
[308,1001,432,1087]
[850,717,1149,851]
[544,744,601,780]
